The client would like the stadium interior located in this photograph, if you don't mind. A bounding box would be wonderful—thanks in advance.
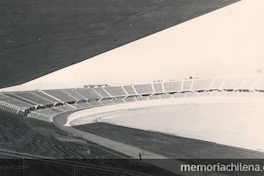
[1,77,264,175]
[2,0,264,175]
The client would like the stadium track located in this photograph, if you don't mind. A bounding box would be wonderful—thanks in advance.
[53,106,264,176]
[53,110,168,159]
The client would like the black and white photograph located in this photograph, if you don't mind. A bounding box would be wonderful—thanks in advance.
[1,0,264,175]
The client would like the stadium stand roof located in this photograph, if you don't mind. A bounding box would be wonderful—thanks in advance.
[0,0,239,89]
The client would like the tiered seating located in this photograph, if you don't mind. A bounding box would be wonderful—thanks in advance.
[78,102,93,108]
[43,90,76,102]
[192,79,213,90]
[123,97,136,102]
[93,88,111,98]
[100,99,114,105]
[182,80,192,91]
[28,111,52,122]
[218,92,226,96]
[25,161,73,176]
[75,88,101,100]
[229,77,246,90]
[148,95,160,100]
[33,91,59,102]
[173,93,185,98]
[70,104,83,109]
[78,169,115,176]
[160,94,172,99]
[210,90,220,96]
[123,85,136,95]
[13,92,53,105]
[241,92,253,97]
[0,108,136,161]
[88,101,103,107]
[62,89,85,100]
[240,77,259,90]
[133,84,153,94]
[163,81,181,92]
[0,110,86,158]
[56,105,76,111]
[198,91,211,96]
[253,92,264,98]
[2,99,31,108]
[243,92,256,97]
[135,96,148,101]
[72,103,84,109]
[5,93,35,105]
[1,77,262,128]
[36,109,58,117]
[103,86,126,97]
[253,77,264,90]
[222,77,244,90]
[50,107,63,113]
[185,92,198,97]
[153,83,163,93]
[0,101,20,114]
[0,94,11,101]
[111,98,124,104]
[235,92,250,98]
[25,118,64,131]
[258,92,264,98]
[236,92,244,97]
[224,92,237,97]
[210,78,225,89]
[0,96,28,114]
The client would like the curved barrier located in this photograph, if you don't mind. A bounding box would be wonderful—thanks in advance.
[65,94,264,126]
[1,75,264,124]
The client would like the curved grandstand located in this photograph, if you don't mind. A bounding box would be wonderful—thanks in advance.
[1,76,264,158]
[1,76,264,122]
[1,76,264,175]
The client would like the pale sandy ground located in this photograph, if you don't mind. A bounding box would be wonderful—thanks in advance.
[63,101,263,175]
[98,103,264,151]
[66,95,264,151]
[67,96,264,152]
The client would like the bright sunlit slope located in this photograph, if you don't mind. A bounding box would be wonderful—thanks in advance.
[1,0,264,91]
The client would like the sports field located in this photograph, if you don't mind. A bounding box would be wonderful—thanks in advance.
[74,103,264,152]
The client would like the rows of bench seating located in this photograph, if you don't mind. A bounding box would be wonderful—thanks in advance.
[0,101,20,114]
[0,110,87,159]
[12,92,54,105]
[103,86,126,97]
[153,83,163,92]
[25,160,73,176]
[43,89,76,102]
[61,89,85,100]
[75,88,101,99]
[0,94,31,109]
[19,90,264,123]
[133,84,153,94]
[28,111,54,122]
[1,79,264,124]
[2,77,264,112]
[28,104,77,122]
[0,109,134,162]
